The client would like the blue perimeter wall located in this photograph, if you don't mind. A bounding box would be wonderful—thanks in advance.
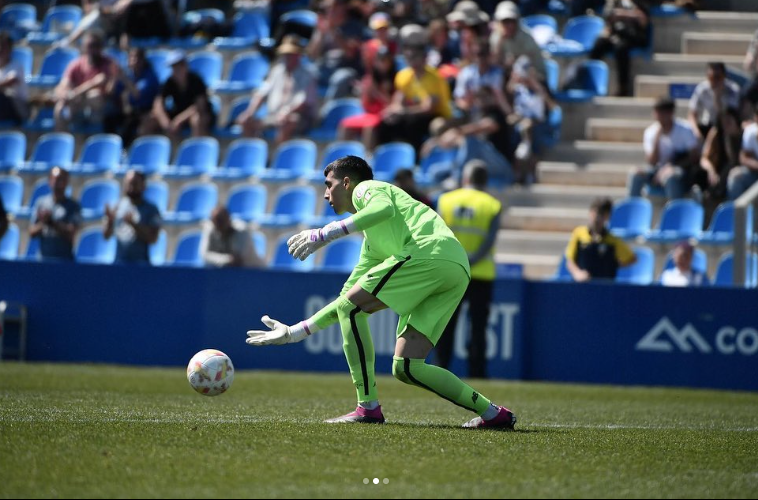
[1,261,756,392]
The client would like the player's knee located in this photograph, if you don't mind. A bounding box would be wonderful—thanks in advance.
[392,357,412,385]
[336,296,357,319]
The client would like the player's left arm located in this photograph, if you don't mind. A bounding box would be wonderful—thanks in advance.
[468,209,502,266]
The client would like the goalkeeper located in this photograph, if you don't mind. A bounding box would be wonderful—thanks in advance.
[246,156,516,430]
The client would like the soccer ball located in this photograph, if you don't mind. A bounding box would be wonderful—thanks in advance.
[187,349,235,396]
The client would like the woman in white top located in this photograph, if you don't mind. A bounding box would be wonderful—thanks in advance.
[0,32,29,125]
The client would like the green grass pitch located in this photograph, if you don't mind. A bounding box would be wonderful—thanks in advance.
[1,363,757,498]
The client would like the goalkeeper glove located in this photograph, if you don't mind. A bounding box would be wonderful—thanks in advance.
[287,219,353,261]
[246,316,311,346]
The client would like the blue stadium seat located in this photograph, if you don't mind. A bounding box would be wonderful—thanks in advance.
[19,132,75,174]
[371,142,416,182]
[215,96,250,139]
[700,202,754,246]
[144,180,169,214]
[213,11,270,50]
[319,237,362,272]
[258,186,317,228]
[661,247,708,277]
[713,252,758,288]
[547,15,605,57]
[555,60,608,102]
[212,138,267,181]
[187,50,223,89]
[308,98,364,142]
[417,145,458,186]
[307,140,366,182]
[23,235,40,261]
[104,47,128,69]
[168,9,225,48]
[271,235,315,272]
[75,227,117,265]
[544,58,559,94]
[25,106,55,132]
[26,5,82,45]
[0,222,19,260]
[215,52,269,94]
[163,182,218,225]
[551,254,573,282]
[260,139,318,182]
[252,231,267,260]
[522,14,557,48]
[15,178,49,220]
[10,46,32,78]
[170,230,203,267]
[80,179,120,221]
[615,246,655,285]
[307,200,341,227]
[610,197,653,240]
[0,175,23,214]
[163,137,219,179]
[280,9,317,30]
[147,49,172,83]
[0,131,26,172]
[118,135,171,176]
[532,105,563,154]
[646,200,704,243]
[149,229,167,266]
[227,184,267,223]
[28,47,78,88]
[0,3,37,40]
[69,134,122,177]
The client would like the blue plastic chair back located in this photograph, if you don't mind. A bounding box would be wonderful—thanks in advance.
[32,48,78,85]
[321,238,363,272]
[552,254,573,281]
[126,135,171,175]
[172,231,203,267]
[273,186,316,219]
[11,46,32,77]
[320,141,366,170]
[662,248,708,273]
[144,181,169,214]
[610,197,653,240]
[0,132,25,171]
[0,223,19,260]
[188,51,223,89]
[0,4,36,32]
[30,132,75,169]
[75,134,122,174]
[76,227,117,264]
[545,58,559,94]
[24,236,40,260]
[310,99,364,141]
[228,52,269,89]
[80,179,120,220]
[147,49,171,83]
[269,140,318,177]
[227,185,267,222]
[175,183,218,220]
[232,10,270,40]
[222,138,267,176]
[280,9,317,28]
[372,142,416,181]
[563,15,605,51]
[252,231,267,259]
[184,8,225,24]
[0,175,23,213]
[104,47,128,68]
[616,247,655,285]
[714,253,758,287]
[149,229,167,266]
[171,137,219,175]
[656,200,705,239]
[39,5,82,34]
[272,236,315,271]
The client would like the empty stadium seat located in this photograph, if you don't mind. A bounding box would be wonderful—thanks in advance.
[555,60,609,102]
[417,145,458,186]
[69,134,123,177]
[170,230,203,267]
[118,135,171,176]
[144,180,169,214]
[615,246,655,285]
[544,58,560,94]
[371,142,416,182]
[646,200,704,243]
[15,178,48,220]
[271,235,315,271]
[226,184,267,223]
[319,237,362,272]
[713,252,758,288]
[215,52,269,94]
[551,254,573,282]
[147,49,172,83]
[0,222,19,260]
[547,15,604,57]
[25,106,55,133]
[307,200,341,227]
[308,140,366,181]
[258,186,316,228]
[0,175,23,214]
[213,11,270,50]
[215,96,250,139]
[522,14,557,48]
[609,197,653,240]
[23,236,40,261]
[19,133,75,174]
[0,132,26,173]
[10,46,32,78]
[79,179,120,221]
[163,137,219,179]
[211,138,268,181]
[0,3,37,40]
[26,5,82,45]
[252,231,267,260]
[28,47,78,88]
[75,227,117,265]
[163,182,218,225]
[700,202,754,246]
[260,139,318,182]
[308,98,364,142]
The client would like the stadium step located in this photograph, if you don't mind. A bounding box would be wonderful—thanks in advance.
[634,75,703,99]
[585,118,649,143]
[543,141,643,165]
[637,53,744,78]
[537,162,632,187]
[652,11,758,53]
[681,32,754,56]
[504,184,628,209]
[503,206,588,232]
[496,230,569,257]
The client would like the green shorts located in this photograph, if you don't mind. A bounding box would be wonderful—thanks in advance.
[357,256,470,345]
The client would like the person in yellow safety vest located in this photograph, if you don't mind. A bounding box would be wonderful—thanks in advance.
[435,159,502,378]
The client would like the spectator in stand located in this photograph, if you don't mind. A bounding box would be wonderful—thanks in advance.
[139,50,215,141]
[393,168,434,207]
[29,167,81,261]
[0,31,29,126]
[376,27,452,153]
[447,2,490,71]
[54,29,119,132]
[105,47,160,147]
[740,28,758,119]
[454,42,509,118]
[200,206,263,268]
[489,1,546,82]
[427,19,456,70]
[629,97,701,200]
[688,62,741,142]
[362,12,397,70]
[0,194,7,241]
[339,45,397,149]
[728,104,758,200]
[236,36,318,147]
[589,0,651,97]
[660,241,709,287]
[103,170,161,265]
[697,106,742,203]
[323,20,367,100]
[565,198,637,282]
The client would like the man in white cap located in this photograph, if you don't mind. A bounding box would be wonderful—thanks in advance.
[490,1,546,82]
[236,35,317,147]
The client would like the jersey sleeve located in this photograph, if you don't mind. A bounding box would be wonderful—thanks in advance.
[613,238,636,266]
[565,228,580,262]
[351,182,395,231]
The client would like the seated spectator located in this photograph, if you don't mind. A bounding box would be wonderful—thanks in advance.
[688,62,741,142]
[29,167,81,261]
[236,36,317,147]
[0,194,8,241]
[446,2,490,71]
[629,97,701,200]
[200,206,263,268]
[697,106,742,203]
[393,168,434,207]
[589,0,651,97]
[54,29,119,132]
[489,1,546,82]
[565,197,637,282]
[660,241,709,287]
[103,170,161,265]
[140,50,215,140]
[427,19,456,70]
[0,31,29,125]
[105,47,160,147]
[376,33,453,153]
[362,12,397,70]
[454,43,508,117]
[339,45,397,149]
[321,20,367,101]
[740,28,758,119]
[728,104,758,200]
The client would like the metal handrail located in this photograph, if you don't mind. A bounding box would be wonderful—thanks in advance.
[733,181,758,287]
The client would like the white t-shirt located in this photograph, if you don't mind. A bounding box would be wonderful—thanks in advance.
[688,80,741,128]
[661,267,707,287]
[0,59,28,101]
[741,122,758,157]
[643,118,699,167]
